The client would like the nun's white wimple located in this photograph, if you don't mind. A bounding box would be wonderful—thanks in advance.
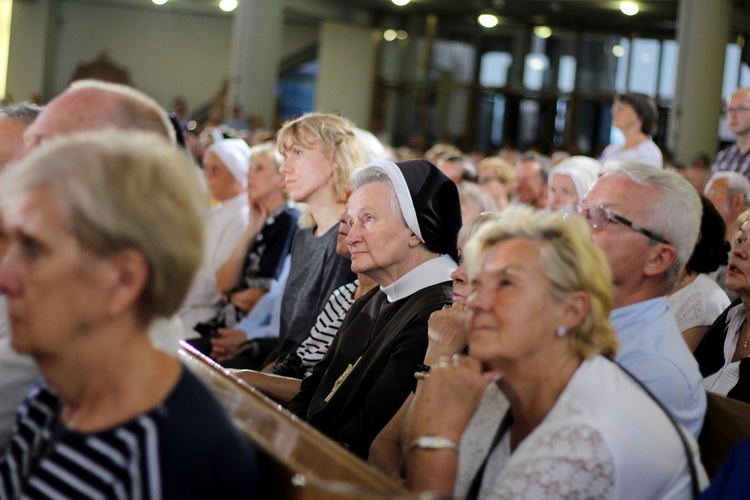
[368,160,424,243]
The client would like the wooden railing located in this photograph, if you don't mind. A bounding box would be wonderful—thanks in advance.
[178,342,418,499]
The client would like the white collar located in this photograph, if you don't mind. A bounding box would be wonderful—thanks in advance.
[380,254,456,303]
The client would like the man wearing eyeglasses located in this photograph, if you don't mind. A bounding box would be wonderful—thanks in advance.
[567,161,706,437]
[708,88,750,181]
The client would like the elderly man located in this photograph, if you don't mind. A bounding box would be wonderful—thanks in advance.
[704,171,750,241]
[709,88,750,180]
[0,81,184,450]
[513,152,551,209]
[0,102,42,451]
[571,161,706,437]
[288,159,462,459]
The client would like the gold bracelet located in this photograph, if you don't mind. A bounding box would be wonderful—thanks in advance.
[409,435,459,452]
[414,371,430,380]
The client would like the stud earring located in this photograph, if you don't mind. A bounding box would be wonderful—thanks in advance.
[555,325,567,337]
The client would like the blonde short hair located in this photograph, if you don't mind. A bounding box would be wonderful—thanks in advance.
[0,131,206,322]
[465,206,617,359]
[477,156,516,184]
[276,113,365,205]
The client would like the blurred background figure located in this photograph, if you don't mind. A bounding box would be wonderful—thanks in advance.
[546,156,601,212]
[477,156,516,211]
[600,92,663,169]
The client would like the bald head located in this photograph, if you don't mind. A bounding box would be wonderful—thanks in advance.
[22,80,174,155]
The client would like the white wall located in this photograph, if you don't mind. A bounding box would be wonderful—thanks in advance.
[316,21,376,128]
[50,2,233,113]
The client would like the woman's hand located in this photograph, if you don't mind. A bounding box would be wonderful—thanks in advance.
[406,354,492,443]
[424,304,470,364]
[210,328,248,361]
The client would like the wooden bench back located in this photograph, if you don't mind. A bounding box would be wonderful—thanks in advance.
[178,342,413,499]
[699,391,750,478]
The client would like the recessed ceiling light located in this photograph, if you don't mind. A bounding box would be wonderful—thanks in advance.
[392,0,410,6]
[478,13,499,29]
[152,0,167,5]
[534,26,552,39]
[620,1,639,16]
[219,0,237,12]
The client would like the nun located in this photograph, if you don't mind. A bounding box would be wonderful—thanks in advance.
[287,159,462,459]
[546,155,601,212]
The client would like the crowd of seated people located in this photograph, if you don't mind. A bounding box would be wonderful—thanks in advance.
[8,77,750,499]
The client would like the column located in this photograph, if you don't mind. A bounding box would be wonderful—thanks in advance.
[227,0,283,129]
[668,0,731,164]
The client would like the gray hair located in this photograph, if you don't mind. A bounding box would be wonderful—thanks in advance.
[349,165,405,227]
[707,171,750,198]
[0,131,206,322]
[0,102,42,124]
[602,161,701,289]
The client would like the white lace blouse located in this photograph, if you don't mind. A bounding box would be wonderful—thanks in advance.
[454,356,705,499]
[667,273,730,334]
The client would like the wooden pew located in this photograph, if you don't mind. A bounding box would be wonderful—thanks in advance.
[178,342,413,499]
[698,391,750,478]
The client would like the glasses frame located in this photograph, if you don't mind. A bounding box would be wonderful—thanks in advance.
[564,203,671,245]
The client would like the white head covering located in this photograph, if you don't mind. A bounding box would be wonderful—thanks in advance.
[206,138,251,188]
[549,156,601,200]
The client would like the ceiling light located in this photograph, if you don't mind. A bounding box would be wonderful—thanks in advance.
[612,45,626,57]
[383,29,398,42]
[396,30,408,40]
[219,0,237,12]
[534,26,552,39]
[620,1,639,16]
[478,13,500,29]
[392,0,411,6]
[152,0,167,5]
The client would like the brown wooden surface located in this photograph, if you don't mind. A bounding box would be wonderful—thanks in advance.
[698,391,750,478]
[178,342,417,499]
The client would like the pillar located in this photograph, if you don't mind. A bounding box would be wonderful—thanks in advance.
[668,0,732,164]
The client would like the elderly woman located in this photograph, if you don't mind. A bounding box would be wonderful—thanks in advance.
[0,133,261,498]
[695,208,750,403]
[404,206,705,498]
[600,92,663,169]
[193,142,299,358]
[546,155,601,212]
[179,137,251,330]
[287,159,462,458]
[368,211,502,479]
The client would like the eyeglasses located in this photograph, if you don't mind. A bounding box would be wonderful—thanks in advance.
[563,203,670,245]
[724,106,750,115]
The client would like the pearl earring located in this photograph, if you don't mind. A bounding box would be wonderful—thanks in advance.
[555,325,567,337]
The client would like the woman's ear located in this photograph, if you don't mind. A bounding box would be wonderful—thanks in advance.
[561,290,589,332]
[105,249,149,319]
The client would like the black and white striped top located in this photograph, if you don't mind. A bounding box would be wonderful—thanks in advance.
[0,367,262,499]
[296,281,358,378]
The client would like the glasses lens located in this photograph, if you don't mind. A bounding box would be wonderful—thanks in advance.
[587,206,609,229]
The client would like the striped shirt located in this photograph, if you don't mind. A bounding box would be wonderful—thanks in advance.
[0,367,261,499]
[296,281,358,378]
[709,143,750,179]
